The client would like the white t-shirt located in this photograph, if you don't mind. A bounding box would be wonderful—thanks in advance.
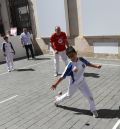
[20,32,32,45]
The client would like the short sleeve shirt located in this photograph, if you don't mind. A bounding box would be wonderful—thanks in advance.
[2,42,14,54]
[20,32,32,45]
[50,32,67,51]
[61,57,91,84]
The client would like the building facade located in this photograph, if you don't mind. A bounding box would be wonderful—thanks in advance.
[0,0,120,59]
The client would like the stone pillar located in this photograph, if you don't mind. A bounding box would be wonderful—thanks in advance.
[0,0,10,34]
[67,0,79,36]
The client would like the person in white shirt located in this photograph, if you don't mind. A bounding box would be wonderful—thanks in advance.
[2,36,15,72]
[51,46,102,118]
[20,28,35,60]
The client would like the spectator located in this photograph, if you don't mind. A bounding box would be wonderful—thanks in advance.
[2,36,15,72]
[20,28,35,60]
[50,26,69,77]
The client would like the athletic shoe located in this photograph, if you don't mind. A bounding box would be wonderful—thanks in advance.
[11,68,14,71]
[54,96,59,107]
[8,69,11,72]
[54,73,62,77]
[92,110,98,118]
[54,73,58,77]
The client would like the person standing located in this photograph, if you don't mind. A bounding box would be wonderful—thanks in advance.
[50,26,69,77]
[20,28,35,60]
[2,36,15,72]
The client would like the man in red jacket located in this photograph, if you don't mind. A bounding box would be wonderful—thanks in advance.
[50,26,69,77]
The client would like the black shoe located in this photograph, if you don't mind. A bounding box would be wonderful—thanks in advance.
[32,57,36,60]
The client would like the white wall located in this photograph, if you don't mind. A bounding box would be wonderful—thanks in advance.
[80,0,120,36]
[0,36,26,62]
[36,0,69,37]
[93,42,118,54]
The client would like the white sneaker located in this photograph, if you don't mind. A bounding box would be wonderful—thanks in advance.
[54,72,62,77]
[11,68,14,71]
[92,110,98,118]
[54,92,62,106]
[54,96,59,107]
[8,69,11,72]
[54,73,58,77]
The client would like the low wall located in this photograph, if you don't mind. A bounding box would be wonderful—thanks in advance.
[0,36,26,62]
[74,36,120,59]
[2,36,119,61]
[36,36,120,59]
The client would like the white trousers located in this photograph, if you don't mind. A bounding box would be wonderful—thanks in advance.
[54,50,68,73]
[5,53,14,70]
[56,79,96,112]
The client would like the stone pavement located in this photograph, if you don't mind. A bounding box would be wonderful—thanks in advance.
[0,54,120,129]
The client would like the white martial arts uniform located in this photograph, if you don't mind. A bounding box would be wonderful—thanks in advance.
[55,57,96,112]
[54,50,68,74]
[2,42,15,71]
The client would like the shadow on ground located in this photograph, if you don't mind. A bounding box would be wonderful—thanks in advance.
[31,57,51,61]
[57,105,92,116]
[57,105,120,118]
[97,109,120,118]
[15,68,35,72]
[84,73,100,78]
[0,57,51,65]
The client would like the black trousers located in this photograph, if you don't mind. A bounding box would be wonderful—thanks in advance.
[24,44,34,59]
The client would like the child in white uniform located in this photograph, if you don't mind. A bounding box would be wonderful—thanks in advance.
[51,46,102,118]
[2,36,15,72]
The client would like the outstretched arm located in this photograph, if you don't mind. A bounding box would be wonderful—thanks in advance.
[89,63,102,69]
[80,57,102,69]
[51,77,64,90]
[51,62,72,90]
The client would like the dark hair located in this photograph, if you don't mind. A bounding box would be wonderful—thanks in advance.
[66,46,77,56]
[3,36,8,40]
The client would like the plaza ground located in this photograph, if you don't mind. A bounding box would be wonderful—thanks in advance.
[0,54,120,129]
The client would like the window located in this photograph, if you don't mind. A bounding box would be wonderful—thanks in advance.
[8,0,32,35]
